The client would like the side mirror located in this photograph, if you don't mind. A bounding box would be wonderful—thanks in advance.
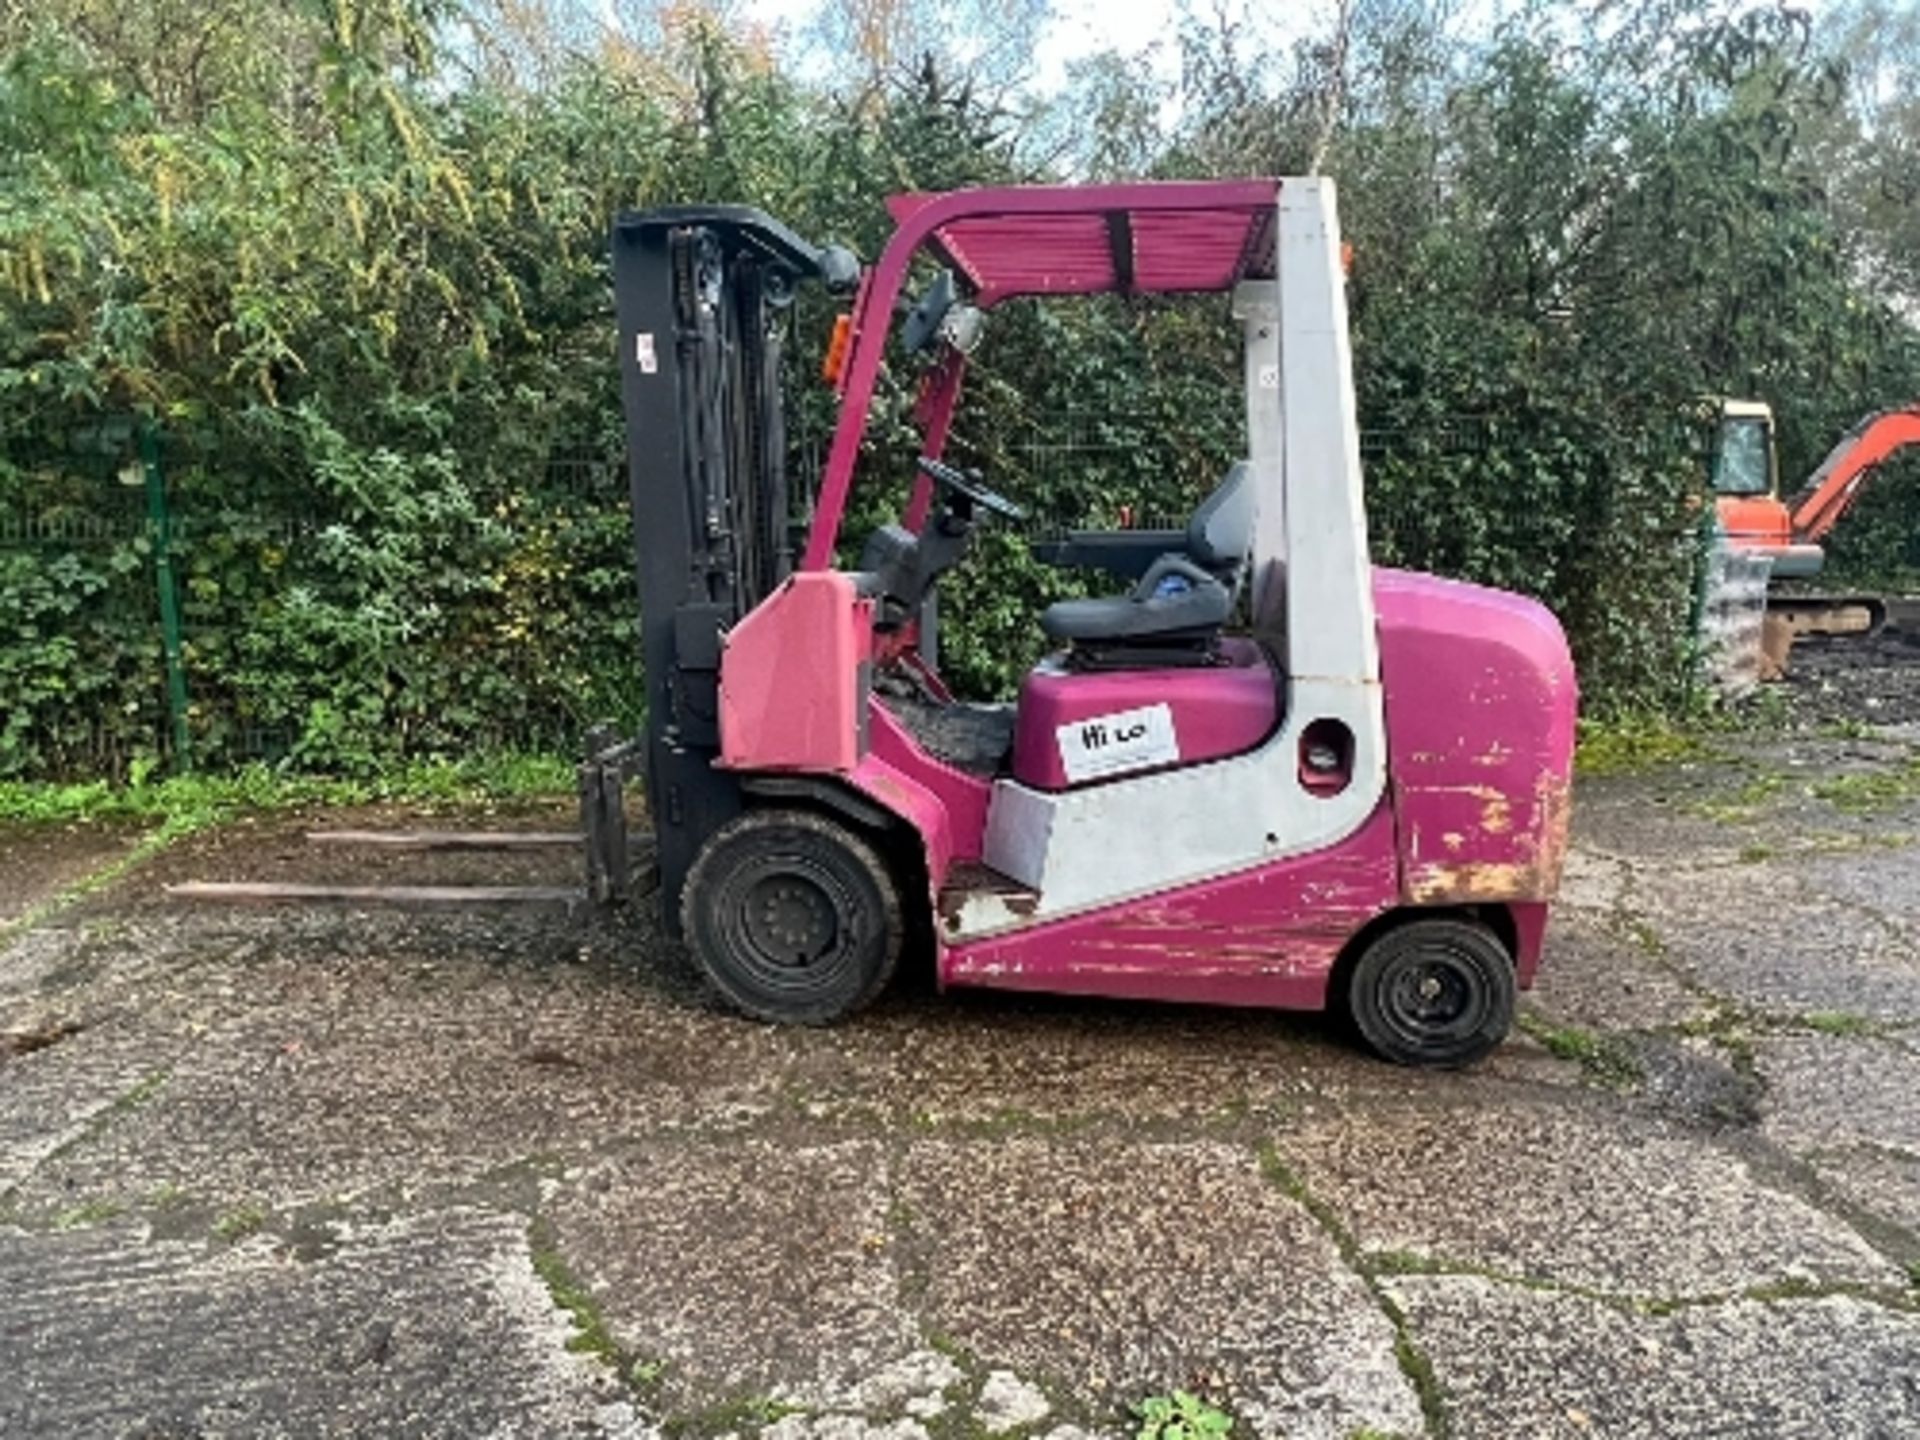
[939,303,985,355]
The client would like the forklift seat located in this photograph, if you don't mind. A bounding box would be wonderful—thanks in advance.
[1039,463,1252,650]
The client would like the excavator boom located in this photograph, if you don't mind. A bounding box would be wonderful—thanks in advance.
[1787,406,1920,545]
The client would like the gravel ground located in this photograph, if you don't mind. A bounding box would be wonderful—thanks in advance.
[1778,600,1920,731]
[5,642,1920,1439]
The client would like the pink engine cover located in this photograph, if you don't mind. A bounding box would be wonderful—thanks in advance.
[1011,638,1280,790]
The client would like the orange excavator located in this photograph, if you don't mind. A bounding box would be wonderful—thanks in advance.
[1711,398,1920,656]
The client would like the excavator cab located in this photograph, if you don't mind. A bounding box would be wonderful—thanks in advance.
[1711,395,1920,584]
[1711,403,1778,499]
[1706,396,1920,670]
[1710,400,1825,578]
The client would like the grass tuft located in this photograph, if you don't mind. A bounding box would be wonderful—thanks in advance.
[54,1199,125,1229]
[213,1203,269,1241]
[528,1226,625,1369]
[1809,758,1920,815]
[1797,1011,1879,1038]
[1574,718,1713,778]
[1517,1015,1644,1088]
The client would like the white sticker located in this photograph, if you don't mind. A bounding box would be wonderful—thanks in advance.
[1056,702,1180,784]
[1257,363,1279,389]
[635,332,658,374]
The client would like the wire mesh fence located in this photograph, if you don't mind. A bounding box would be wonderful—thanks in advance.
[0,426,640,779]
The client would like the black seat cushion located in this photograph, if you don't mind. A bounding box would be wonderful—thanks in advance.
[1036,464,1251,647]
[1040,565,1232,642]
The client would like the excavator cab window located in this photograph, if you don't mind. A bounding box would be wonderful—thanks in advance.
[1713,416,1775,497]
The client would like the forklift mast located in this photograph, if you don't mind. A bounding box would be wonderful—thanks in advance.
[610,207,858,931]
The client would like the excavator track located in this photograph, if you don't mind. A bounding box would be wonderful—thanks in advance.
[1761,593,1911,680]
[1766,593,1888,638]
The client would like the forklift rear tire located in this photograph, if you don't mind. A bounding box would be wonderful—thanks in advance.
[1345,917,1515,1068]
[681,808,903,1025]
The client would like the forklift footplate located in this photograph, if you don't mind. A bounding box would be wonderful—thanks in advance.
[937,862,1041,935]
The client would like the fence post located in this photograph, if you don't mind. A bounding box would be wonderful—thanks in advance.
[141,420,192,771]
[1681,500,1718,713]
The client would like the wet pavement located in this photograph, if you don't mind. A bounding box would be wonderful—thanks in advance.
[5,724,1920,1439]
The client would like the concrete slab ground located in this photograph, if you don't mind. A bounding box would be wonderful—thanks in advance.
[0,821,143,929]
[0,1209,643,1438]
[6,722,1920,1438]
[1394,1277,1920,1439]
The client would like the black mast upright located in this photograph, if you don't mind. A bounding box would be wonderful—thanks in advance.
[610,206,855,932]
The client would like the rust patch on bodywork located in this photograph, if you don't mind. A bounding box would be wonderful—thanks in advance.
[1479,791,1512,835]
[1407,771,1570,904]
[1407,859,1536,904]
[1536,769,1573,884]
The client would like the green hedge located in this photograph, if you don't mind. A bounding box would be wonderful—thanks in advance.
[4,2,1918,778]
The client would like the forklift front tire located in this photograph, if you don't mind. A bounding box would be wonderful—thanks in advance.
[681,808,903,1025]
[1345,916,1516,1068]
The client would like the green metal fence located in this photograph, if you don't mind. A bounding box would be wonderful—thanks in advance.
[0,421,639,780]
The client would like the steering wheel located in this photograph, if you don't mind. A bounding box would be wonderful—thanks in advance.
[916,456,1026,521]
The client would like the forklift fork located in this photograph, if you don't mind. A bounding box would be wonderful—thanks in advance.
[168,727,656,910]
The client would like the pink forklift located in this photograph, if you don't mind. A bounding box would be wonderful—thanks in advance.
[611,178,1577,1066]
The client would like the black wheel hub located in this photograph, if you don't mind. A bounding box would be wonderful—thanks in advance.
[1380,949,1487,1046]
[682,809,902,1026]
[742,873,839,967]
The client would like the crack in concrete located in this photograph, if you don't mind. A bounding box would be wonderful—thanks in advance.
[1252,1144,1448,1440]
[1526,918,1920,1286]
[0,1065,173,1210]
[1252,1079,1920,1440]
[1365,1248,1920,1320]
[1562,820,1920,1276]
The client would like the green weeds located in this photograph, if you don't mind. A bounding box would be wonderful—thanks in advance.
[1688,769,1789,824]
[528,1225,625,1370]
[213,1203,269,1241]
[1133,1392,1235,1440]
[53,1199,125,1229]
[1574,718,1713,778]
[1798,1011,1880,1038]
[0,753,575,830]
[1810,757,1920,815]
[1517,1015,1644,1088]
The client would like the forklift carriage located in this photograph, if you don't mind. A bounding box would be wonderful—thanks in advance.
[609,178,1578,1067]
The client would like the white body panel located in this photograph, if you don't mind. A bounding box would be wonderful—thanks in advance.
[1237,280,1286,628]
[971,178,1385,936]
